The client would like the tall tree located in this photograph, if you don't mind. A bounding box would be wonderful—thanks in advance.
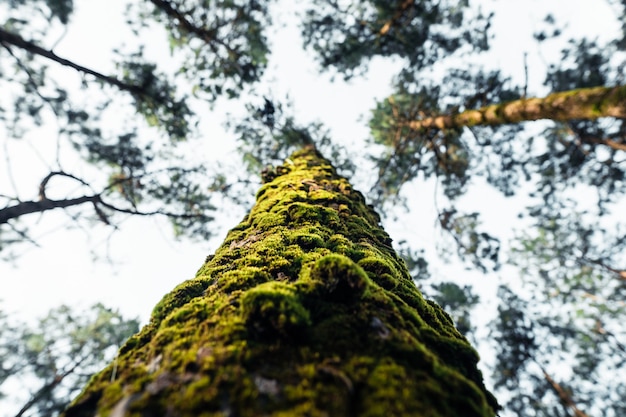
[3,1,626,415]
[63,146,498,416]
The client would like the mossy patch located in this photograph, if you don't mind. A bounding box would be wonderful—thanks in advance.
[286,202,341,227]
[241,281,311,340]
[307,254,371,302]
[216,267,272,293]
[288,231,325,250]
[358,256,400,290]
[151,278,212,323]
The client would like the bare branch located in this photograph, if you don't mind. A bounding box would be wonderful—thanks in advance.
[96,199,204,220]
[0,27,148,98]
[39,171,93,200]
[5,221,41,248]
[0,192,205,226]
[539,365,590,417]
[582,256,626,281]
[1,166,208,236]
[0,195,100,224]
[14,355,89,417]
[576,133,626,152]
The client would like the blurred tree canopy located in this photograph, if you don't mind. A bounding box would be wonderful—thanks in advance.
[1,1,625,416]
[0,303,139,417]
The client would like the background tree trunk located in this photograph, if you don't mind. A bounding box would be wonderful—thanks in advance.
[405,84,626,130]
[63,146,498,417]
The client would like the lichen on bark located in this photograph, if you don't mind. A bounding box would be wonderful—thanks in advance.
[63,145,499,417]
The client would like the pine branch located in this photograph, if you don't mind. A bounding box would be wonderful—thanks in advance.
[404,85,626,131]
[148,0,236,54]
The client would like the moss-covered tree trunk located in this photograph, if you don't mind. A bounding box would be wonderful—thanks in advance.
[64,146,498,417]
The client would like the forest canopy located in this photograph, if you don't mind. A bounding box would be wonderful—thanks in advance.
[1,1,625,416]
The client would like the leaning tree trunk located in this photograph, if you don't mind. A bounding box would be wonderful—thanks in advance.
[405,84,626,131]
[64,146,498,417]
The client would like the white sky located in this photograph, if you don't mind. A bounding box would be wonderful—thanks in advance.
[0,0,621,414]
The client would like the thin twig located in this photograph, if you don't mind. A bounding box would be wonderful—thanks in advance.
[14,355,88,417]
[539,365,590,417]
[38,171,92,200]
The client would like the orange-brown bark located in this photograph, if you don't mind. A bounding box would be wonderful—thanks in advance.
[405,85,626,131]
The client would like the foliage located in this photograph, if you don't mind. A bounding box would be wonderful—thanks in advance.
[1,0,626,416]
[496,215,626,416]
[231,96,356,178]
[128,0,273,100]
[301,0,491,79]
[0,303,139,417]
[0,0,274,255]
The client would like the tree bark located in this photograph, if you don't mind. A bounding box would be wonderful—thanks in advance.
[63,146,498,416]
[405,85,626,131]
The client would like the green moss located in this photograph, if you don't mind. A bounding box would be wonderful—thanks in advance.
[307,187,344,202]
[358,256,400,290]
[216,267,272,293]
[241,282,311,340]
[286,202,340,226]
[288,231,325,250]
[307,254,371,302]
[325,234,352,254]
[151,278,212,323]
[251,211,287,230]
[63,146,498,417]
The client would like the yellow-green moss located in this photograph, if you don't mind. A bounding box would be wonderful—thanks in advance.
[306,254,372,302]
[63,145,498,417]
[241,281,311,339]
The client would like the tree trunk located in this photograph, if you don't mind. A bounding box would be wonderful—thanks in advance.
[63,146,498,416]
[405,85,626,131]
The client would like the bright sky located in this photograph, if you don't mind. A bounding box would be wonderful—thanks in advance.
[0,0,403,323]
[0,1,621,414]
